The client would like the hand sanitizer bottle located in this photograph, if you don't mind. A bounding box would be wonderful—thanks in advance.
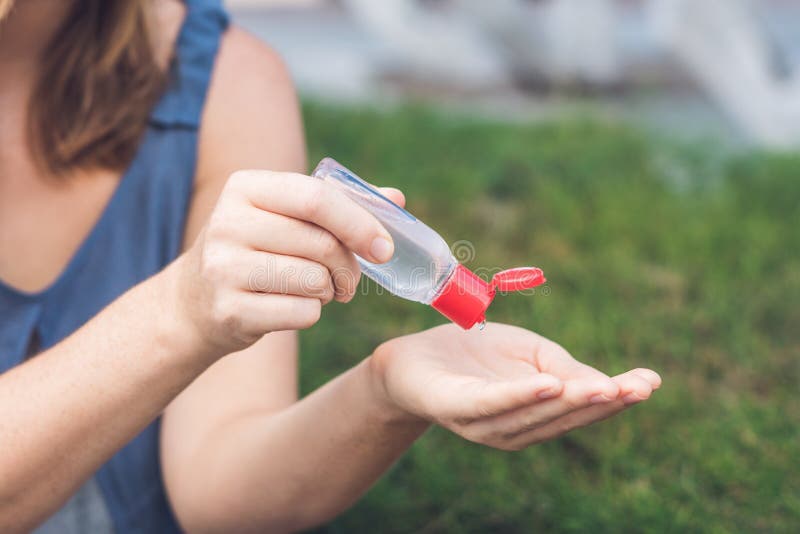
[312,158,546,329]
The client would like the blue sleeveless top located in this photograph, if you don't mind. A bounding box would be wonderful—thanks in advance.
[0,1,228,532]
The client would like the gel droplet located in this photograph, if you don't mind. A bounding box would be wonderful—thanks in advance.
[478,320,486,331]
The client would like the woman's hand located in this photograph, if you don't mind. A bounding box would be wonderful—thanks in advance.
[369,323,661,451]
[168,170,404,358]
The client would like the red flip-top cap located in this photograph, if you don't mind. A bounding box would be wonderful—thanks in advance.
[431,265,546,329]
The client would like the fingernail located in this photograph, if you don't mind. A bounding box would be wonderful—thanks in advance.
[589,394,613,404]
[537,388,558,400]
[622,393,643,404]
[370,237,394,263]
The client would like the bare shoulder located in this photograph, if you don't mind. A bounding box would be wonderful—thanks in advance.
[213,26,293,89]
[200,25,305,174]
[185,25,306,246]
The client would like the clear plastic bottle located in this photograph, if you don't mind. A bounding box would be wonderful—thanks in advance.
[312,158,545,329]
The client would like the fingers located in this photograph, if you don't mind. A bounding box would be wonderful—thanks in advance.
[628,368,662,392]
[614,369,661,405]
[424,373,562,426]
[462,372,620,441]
[252,294,323,332]
[200,241,337,303]
[535,349,621,403]
[466,368,660,450]
[230,170,395,263]
[233,210,361,302]
[534,338,611,381]
[505,400,629,450]
[243,251,336,304]
[208,292,323,345]
[432,373,564,424]
[503,368,659,449]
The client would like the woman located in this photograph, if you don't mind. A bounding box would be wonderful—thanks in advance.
[0,0,661,532]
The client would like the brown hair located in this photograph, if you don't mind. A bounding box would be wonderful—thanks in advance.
[24,0,167,175]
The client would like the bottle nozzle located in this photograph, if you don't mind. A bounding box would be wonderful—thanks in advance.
[491,267,546,292]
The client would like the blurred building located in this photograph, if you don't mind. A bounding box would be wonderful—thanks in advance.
[230,0,800,148]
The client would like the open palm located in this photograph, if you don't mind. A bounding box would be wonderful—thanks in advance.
[372,322,661,450]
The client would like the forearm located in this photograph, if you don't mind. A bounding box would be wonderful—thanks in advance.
[165,359,429,533]
[0,259,210,532]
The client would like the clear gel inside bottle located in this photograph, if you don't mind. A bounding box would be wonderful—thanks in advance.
[313,157,457,305]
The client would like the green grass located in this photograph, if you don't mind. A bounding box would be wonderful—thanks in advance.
[300,103,800,533]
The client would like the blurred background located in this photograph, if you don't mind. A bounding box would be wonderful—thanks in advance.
[232,1,799,532]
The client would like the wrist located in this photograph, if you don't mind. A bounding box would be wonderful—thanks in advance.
[147,256,221,367]
[360,354,429,429]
